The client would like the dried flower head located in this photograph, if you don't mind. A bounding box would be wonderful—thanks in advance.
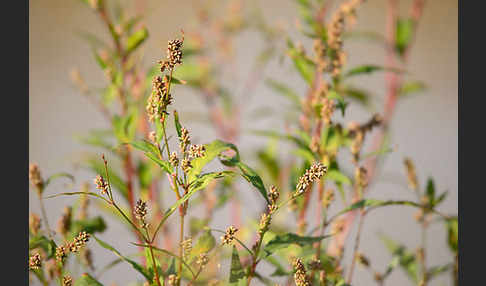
[69,231,90,253]
[404,157,418,191]
[355,252,370,268]
[292,258,311,286]
[322,188,335,209]
[295,163,327,196]
[62,275,74,286]
[93,174,108,195]
[134,199,149,228]
[355,166,368,188]
[29,163,44,190]
[221,226,238,245]
[179,127,191,153]
[308,259,323,271]
[187,144,206,158]
[146,75,172,123]
[159,35,184,72]
[57,206,72,237]
[29,254,42,270]
[29,213,42,236]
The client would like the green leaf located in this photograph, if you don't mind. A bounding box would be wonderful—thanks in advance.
[380,233,419,283]
[71,216,107,237]
[190,230,216,260]
[331,199,448,219]
[92,235,152,282]
[128,140,160,156]
[396,18,415,55]
[286,38,315,85]
[173,110,183,139]
[427,263,452,281]
[398,80,427,97]
[154,171,236,234]
[445,217,458,253]
[265,78,301,109]
[188,139,239,182]
[143,152,174,175]
[345,64,407,78]
[44,172,75,191]
[43,191,110,204]
[326,169,352,185]
[229,245,247,285]
[73,273,104,286]
[126,27,148,54]
[29,235,56,258]
[220,155,269,204]
[327,90,348,117]
[260,233,330,259]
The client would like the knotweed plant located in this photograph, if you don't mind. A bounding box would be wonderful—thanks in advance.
[29,0,458,285]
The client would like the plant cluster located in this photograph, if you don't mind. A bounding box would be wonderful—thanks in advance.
[29,0,458,285]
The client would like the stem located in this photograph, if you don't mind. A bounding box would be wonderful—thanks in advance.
[346,208,365,284]
[177,214,185,285]
[37,191,52,239]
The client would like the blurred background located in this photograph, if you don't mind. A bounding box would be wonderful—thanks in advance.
[29,0,457,285]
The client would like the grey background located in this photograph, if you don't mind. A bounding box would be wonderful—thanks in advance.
[29,0,457,285]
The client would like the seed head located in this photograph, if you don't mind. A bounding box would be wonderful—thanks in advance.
[134,199,149,228]
[69,231,90,253]
[29,213,42,236]
[404,157,418,191]
[62,275,74,286]
[187,144,206,158]
[196,253,210,268]
[29,254,42,270]
[221,226,238,245]
[93,175,108,195]
[292,258,311,286]
[169,151,179,168]
[295,163,327,196]
[55,245,69,263]
[29,163,44,190]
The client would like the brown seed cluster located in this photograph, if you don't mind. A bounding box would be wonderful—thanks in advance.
[292,258,311,286]
[221,226,238,245]
[159,37,184,72]
[29,253,42,270]
[295,163,327,196]
[68,231,90,253]
[134,199,149,229]
[29,163,44,190]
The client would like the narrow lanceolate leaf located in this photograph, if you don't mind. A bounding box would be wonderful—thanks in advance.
[190,230,216,260]
[188,139,239,182]
[43,191,110,204]
[173,110,183,139]
[128,140,160,156]
[229,245,246,285]
[380,233,419,283]
[154,171,236,234]
[260,233,330,259]
[126,27,148,54]
[92,235,152,281]
[396,18,415,56]
[220,155,269,204]
[143,152,174,175]
[44,172,75,190]
[73,273,104,286]
[332,199,450,220]
[344,64,407,78]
